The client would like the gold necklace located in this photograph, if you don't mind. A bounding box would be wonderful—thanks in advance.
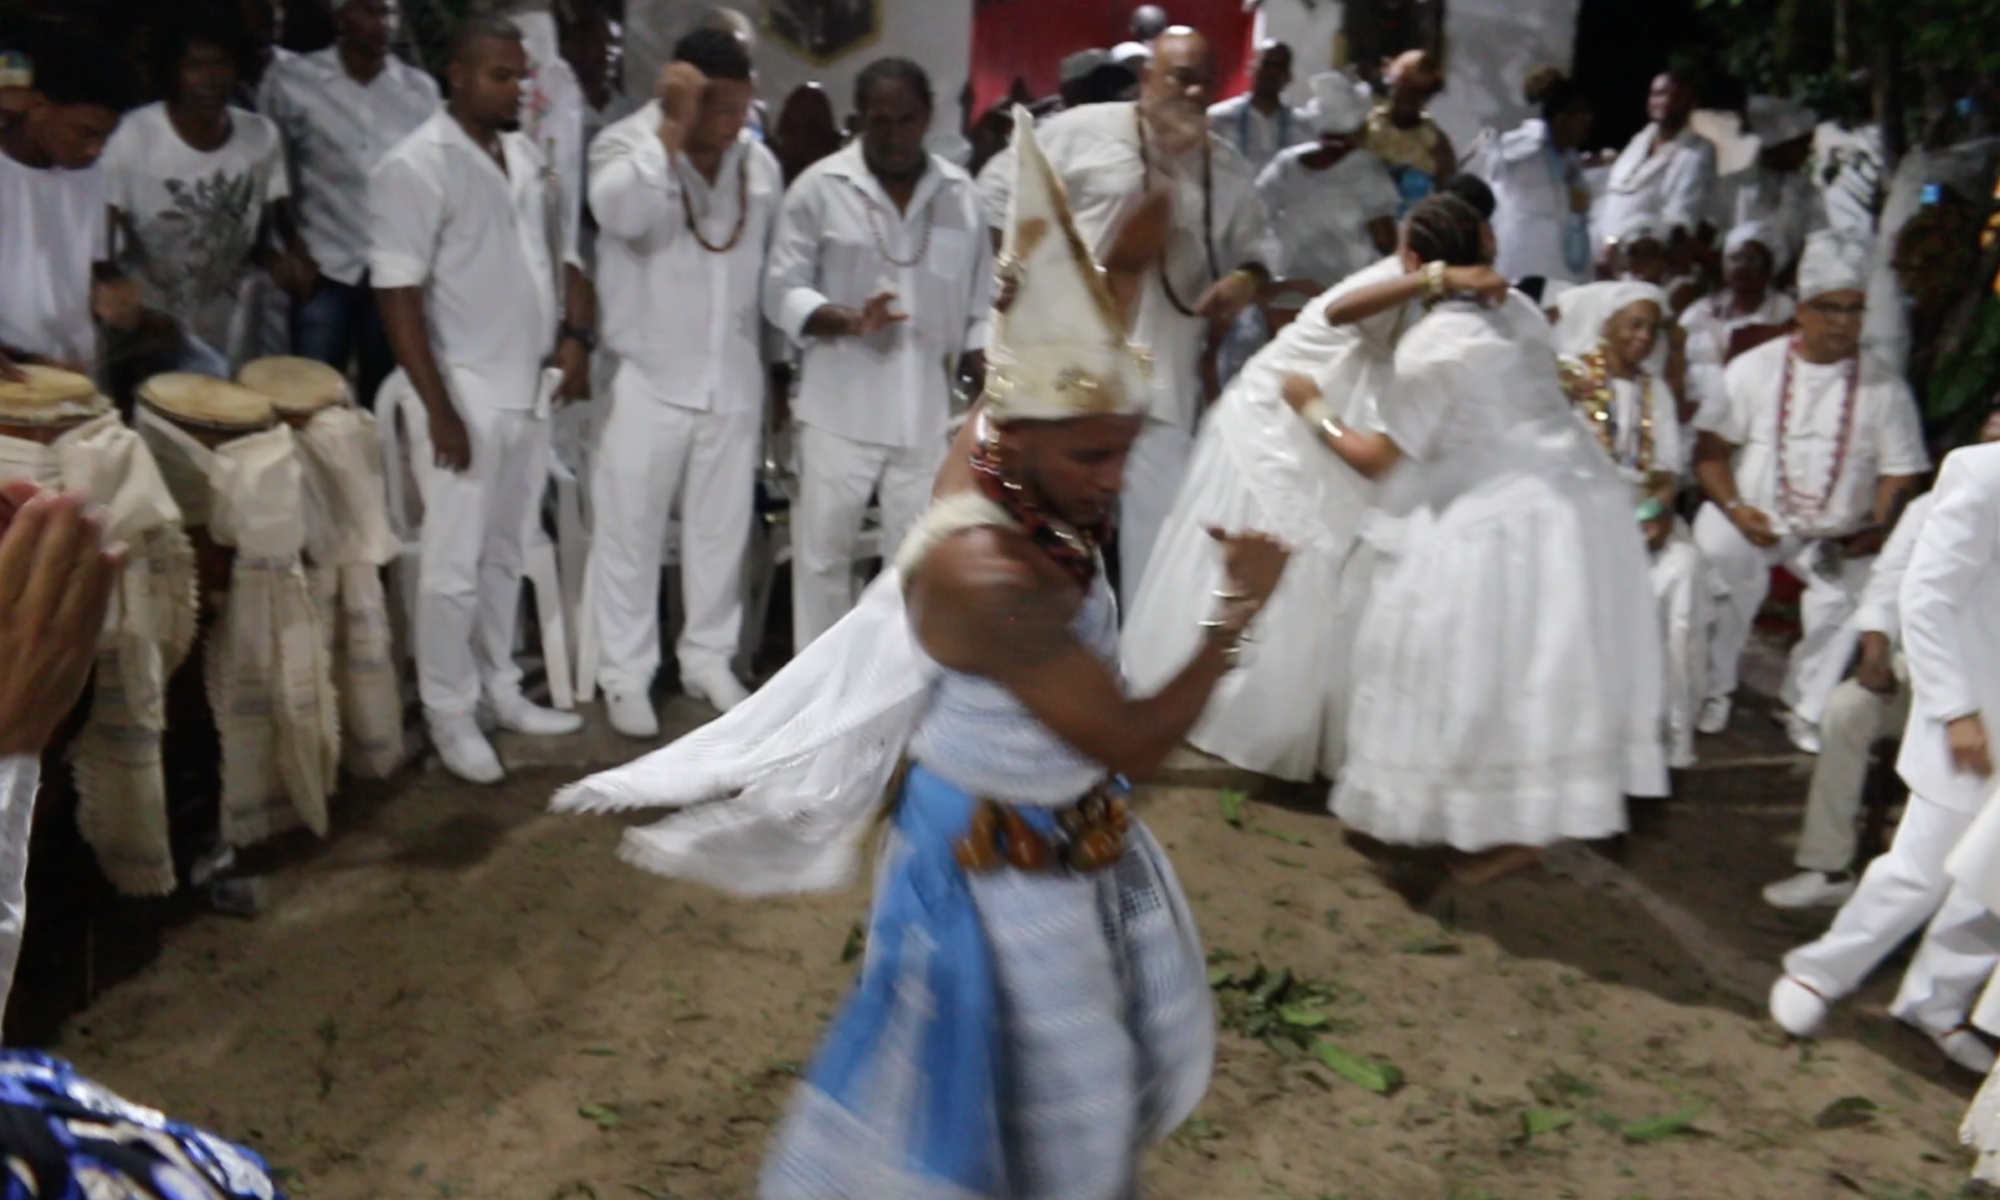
[1563,347,1654,474]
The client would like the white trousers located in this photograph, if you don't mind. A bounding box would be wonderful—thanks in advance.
[1693,503,1871,716]
[792,422,943,653]
[587,370,760,693]
[1120,418,1194,603]
[1794,671,1911,873]
[404,390,551,717]
[1651,535,1711,769]
[1785,792,2000,1035]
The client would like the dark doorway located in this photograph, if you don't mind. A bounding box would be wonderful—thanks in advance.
[1570,0,1704,152]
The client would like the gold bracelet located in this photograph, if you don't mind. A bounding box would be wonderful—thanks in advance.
[1422,260,1448,304]
[1319,416,1346,441]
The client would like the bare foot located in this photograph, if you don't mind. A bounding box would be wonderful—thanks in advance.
[1451,844,1545,888]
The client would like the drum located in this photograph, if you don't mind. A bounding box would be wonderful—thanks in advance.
[136,374,277,612]
[236,356,349,429]
[0,365,110,446]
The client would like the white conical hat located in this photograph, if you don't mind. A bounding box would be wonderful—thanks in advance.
[982,105,1152,424]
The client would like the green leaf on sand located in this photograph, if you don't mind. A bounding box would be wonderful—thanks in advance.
[1256,827,1311,847]
[1219,789,1248,829]
[840,921,866,964]
[1521,1108,1576,1140]
[1312,1041,1404,1095]
[1813,1095,1878,1130]
[1621,1102,1704,1143]
[578,1103,623,1130]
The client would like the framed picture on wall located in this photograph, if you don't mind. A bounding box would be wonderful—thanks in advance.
[763,0,884,65]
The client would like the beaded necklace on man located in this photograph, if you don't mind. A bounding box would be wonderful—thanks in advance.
[680,147,752,253]
[1774,335,1863,532]
[1135,108,1217,318]
[1566,346,1655,474]
[969,437,1105,590]
[859,172,937,269]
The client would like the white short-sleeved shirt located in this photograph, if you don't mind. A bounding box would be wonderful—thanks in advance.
[1697,337,1931,536]
[102,103,291,365]
[1207,95,1311,176]
[266,48,440,286]
[1256,145,1398,290]
[763,143,992,450]
[369,112,561,413]
[0,153,105,368]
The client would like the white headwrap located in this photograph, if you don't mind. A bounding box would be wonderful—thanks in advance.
[1110,41,1152,68]
[1797,229,1872,301]
[1553,280,1672,363]
[1616,211,1669,248]
[1724,219,1786,268]
[1746,95,1818,147]
[1307,71,1370,136]
[983,105,1152,424]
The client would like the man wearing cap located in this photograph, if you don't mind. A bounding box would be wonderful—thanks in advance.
[1709,94,1827,271]
[1692,230,1929,748]
[1208,41,1308,176]
[1599,70,1716,268]
[264,0,440,409]
[978,26,1274,596]
[1255,72,1398,292]
[1678,221,1797,422]
[1769,425,2000,1077]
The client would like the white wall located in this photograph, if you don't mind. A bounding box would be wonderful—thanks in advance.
[1257,0,1580,152]
[625,0,972,134]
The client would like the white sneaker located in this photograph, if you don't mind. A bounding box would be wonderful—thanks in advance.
[683,664,750,713]
[1762,870,1856,910]
[1780,710,1823,755]
[1923,1025,2000,1075]
[489,694,585,737]
[1697,696,1732,735]
[605,689,660,739]
[428,714,504,784]
[1769,975,1830,1039]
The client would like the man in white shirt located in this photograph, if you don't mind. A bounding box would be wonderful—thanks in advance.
[979,28,1273,596]
[103,15,313,373]
[585,31,779,735]
[1256,71,1398,292]
[1207,41,1307,176]
[765,58,993,652]
[1598,71,1716,266]
[1770,435,2000,1076]
[1692,231,1930,746]
[372,17,594,783]
[1708,95,1827,271]
[0,480,120,1015]
[0,19,136,382]
[265,0,440,407]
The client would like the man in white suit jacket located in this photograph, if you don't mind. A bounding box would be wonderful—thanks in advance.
[1771,439,2000,1075]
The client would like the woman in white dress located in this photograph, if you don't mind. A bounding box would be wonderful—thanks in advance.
[1121,204,1509,782]
[1279,195,1669,871]
[1554,281,1709,769]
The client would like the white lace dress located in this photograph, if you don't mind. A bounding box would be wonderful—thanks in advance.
[1333,295,1670,851]
[1120,256,1413,781]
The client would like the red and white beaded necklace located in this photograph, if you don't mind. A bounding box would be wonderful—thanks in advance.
[1773,335,1862,532]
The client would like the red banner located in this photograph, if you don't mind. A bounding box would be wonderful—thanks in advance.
[968,0,1256,123]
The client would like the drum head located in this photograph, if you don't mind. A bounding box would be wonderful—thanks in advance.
[138,373,275,433]
[236,356,349,417]
[0,365,107,426]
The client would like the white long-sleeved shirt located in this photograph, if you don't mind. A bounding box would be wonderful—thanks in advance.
[263,47,440,287]
[1852,489,1937,643]
[764,143,991,450]
[979,102,1273,430]
[1206,95,1311,175]
[1897,444,2000,812]
[1599,124,1717,243]
[0,754,37,1014]
[1255,145,1398,290]
[591,105,781,415]
[369,112,566,413]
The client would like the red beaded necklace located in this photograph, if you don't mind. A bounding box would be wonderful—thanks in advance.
[1773,336,1862,532]
[969,440,1105,590]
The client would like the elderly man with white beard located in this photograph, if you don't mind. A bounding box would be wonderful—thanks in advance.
[978,26,1274,596]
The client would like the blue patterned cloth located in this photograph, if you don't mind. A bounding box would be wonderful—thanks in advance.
[761,765,1213,1200]
[0,1053,281,1200]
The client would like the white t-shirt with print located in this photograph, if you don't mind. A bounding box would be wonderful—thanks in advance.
[102,103,291,366]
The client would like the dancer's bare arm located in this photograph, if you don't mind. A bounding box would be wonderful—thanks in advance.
[1279,374,1403,478]
[1321,264,1507,328]
[910,526,1286,778]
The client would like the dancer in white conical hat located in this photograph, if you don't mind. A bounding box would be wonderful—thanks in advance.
[556,107,1290,1200]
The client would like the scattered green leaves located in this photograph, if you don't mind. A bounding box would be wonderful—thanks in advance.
[1312,1040,1405,1096]
[577,1103,623,1131]
[1211,963,1363,1048]
[1621,1102,1705,1143]
[1256,826,1311,847]
[1219,789,1248,829]
[1520,1107,1578,1141]
[1814,1095,1879,1130]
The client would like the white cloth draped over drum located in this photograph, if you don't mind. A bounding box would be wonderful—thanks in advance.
[137,412,339,847]
[0,415,197,895]
[294,405,405,779]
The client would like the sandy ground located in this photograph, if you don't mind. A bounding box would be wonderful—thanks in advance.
[46,681,1991,1200]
